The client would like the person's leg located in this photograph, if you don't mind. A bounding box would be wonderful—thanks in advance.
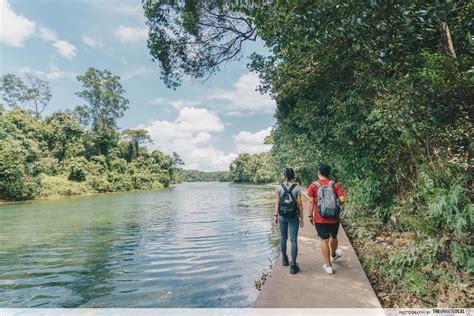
[329,223,340,258]
[320,238,331,266]
[316,224,331,266]
[288,217,299,264]
[279,217,289,261]
[329,236,338,257]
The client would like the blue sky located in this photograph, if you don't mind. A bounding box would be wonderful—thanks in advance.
[0,0,275,171]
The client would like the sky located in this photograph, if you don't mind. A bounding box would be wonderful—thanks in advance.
[0,0,275,171]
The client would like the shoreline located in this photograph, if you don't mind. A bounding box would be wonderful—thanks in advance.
[0,186,170,205]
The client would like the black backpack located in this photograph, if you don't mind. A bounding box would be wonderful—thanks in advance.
[278,183,298,218]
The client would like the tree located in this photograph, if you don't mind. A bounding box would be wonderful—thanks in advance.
[121,128,152,160]
[172,152,184,168]
[0,74,26,109]
[0,73,51,118]
[23,74,51,119]
[144,0,473,305]
[0,110,43,200]
[143,0,257,88]
[75,68,129,155]
[43,111,85,162]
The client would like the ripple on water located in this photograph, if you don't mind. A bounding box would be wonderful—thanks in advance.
[0,183,279,307]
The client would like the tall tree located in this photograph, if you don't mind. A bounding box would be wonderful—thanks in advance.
[172,152,184,168]
[23,74,51,119]
[121,128,152,160]
[0,73,51,118]
[0,74,27,109]
[75,68,129,155]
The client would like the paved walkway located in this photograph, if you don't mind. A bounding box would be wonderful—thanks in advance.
[253,195,381,308]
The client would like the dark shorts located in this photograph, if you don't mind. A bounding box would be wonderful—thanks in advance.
[315,223,340,240]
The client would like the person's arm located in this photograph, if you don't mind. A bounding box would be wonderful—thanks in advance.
[339,195,345,205]
[308,185,315,225]
[334,182,345,205]
[298,193,304,228]
[274,195,279,225]
[308,196,315,225]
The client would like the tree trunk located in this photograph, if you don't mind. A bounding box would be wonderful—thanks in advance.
[441,22,457,59]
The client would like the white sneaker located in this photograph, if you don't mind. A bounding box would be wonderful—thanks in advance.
[322,264,334,274]
[331,249,342,263]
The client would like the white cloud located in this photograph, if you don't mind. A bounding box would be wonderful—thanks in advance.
[52,40,77,59]
[38,25,57,41]
[168,99,202,110]
[115,25,147,43]
[0,0,36,47]
[147,97,202,110]
[146,73,275,115]
[208,72,275,115]
[149,97,166,105]
[88,1,143,18]
[0,1,77,59]
[234,127,272,154]
[121,66,152,81]
[140,107,236,171]
[38,26,77,59]
[20,64,76,80]
[82,35,103,48]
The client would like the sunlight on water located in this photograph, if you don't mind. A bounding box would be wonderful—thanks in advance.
[0,183,279,307]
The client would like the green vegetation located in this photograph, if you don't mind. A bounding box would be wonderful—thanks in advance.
[178,169,230,182]
[229,152,274,183]
[0,69,181,201]
[144,0,472,307]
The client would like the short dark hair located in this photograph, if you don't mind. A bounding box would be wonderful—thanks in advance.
[284,167,295,181]
[318,164,331,177]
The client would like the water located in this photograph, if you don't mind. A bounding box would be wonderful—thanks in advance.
[0,182,279,307]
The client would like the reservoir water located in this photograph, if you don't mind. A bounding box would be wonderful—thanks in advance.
[0,182,278,307]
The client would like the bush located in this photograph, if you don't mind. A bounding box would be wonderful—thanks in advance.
[87,175,113,193]
[131,172,162,190]
[40,157,60,175]
[67,157,88,182]
[107,172,133,191]
[87,155,108,175]
[38,174,89,197]
[109,158,128,174]
[0,136,41,200]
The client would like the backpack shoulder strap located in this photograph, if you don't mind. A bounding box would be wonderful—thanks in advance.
[287,183,297,202]
[329,180,335,187]
[280,183,289,194]
[288,183,296,193]
[313,181,321,188]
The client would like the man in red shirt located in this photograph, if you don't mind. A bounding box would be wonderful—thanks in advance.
[308,164,345,274]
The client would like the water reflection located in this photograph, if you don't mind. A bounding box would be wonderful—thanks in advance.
[0,183,278,307]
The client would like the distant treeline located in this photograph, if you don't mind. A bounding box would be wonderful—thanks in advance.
[178,169,230,182]
[229,152,274,183]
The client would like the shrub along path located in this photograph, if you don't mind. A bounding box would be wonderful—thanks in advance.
[253,194,381,308]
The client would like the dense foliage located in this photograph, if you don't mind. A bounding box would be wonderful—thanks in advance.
[0,69,180,201]
[229,152,274,183]
[178,169,230,182]
[144,0,472,307]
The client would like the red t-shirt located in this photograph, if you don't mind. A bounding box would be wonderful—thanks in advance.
[308,179,345,224]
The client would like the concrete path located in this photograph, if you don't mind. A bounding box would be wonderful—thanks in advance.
[253,195,381,308]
